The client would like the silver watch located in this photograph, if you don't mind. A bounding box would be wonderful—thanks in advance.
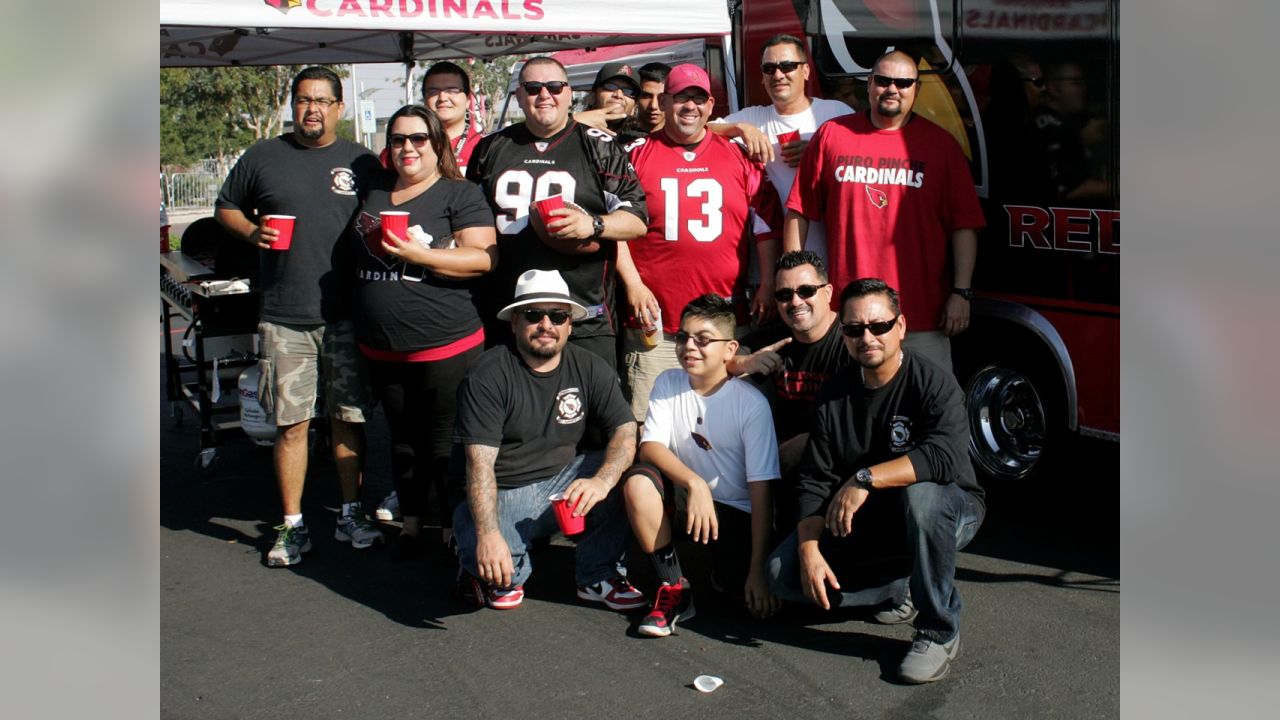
[853,468,875,491]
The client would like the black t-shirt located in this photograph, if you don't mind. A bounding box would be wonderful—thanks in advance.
[350,174,495,352]
[452,343,634,488]
[795,351,985,521]
[466,120,647,338]
[739,319,851,441]
[215,135,380,325]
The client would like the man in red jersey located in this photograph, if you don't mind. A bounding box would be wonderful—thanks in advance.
[618,63,781,422]
[783,50,983,373]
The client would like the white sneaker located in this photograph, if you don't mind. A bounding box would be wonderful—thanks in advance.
[374,490,401,521]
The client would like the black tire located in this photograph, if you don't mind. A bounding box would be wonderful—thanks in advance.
[955,329,1064,482]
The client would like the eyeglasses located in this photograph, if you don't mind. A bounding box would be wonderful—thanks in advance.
[424,86,465,98]
[674,331,733,348]
[690,431,714,452]
[521,81,570,96]
[389,133,431,148]
[600,82,638,98]
[773,284,825,303]
[761,61,806,76]
[519,308,572,325]
[840,316,900,337]
[294,96,338,108]
[671,91,710,106]
[871,75,917,89]
[1021,76,1046,89]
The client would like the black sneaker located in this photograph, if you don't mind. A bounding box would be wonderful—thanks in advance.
[637,578,695,637]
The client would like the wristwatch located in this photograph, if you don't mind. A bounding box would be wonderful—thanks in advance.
[590,214,606,239]
[853,468,875,491]
[951,287,975,301]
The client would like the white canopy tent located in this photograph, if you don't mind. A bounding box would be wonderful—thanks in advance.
[160,0,732,67]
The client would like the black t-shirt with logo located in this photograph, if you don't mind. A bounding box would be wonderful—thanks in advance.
[466,120,647,337]
[216,135,380,324]
[452,343,633,488]
[350,173,495,352]
[795,351,985,521]
[739,319,852,441]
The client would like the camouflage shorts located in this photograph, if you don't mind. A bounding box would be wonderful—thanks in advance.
[257,320,372,426]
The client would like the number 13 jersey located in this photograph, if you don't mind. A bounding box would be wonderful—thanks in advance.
[627,131,777,334]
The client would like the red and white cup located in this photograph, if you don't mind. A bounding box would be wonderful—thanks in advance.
[261,215,296,250]
[549,492,586,536]
[777,130,801,147]
[380,211,410,243]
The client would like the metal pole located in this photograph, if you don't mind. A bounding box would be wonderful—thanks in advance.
[350,64,361,141]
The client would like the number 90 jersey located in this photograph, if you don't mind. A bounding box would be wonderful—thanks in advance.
[627,132,778,334]
[466,120,648,338]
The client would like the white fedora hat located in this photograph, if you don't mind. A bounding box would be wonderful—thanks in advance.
[496,269,588,321]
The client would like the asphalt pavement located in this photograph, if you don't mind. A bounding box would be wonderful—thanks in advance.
[160,361,1118,719]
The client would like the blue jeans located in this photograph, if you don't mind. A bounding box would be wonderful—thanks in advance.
[453,452,631,588]
[767,481,984,643]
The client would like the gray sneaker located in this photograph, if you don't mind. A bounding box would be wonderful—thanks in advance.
[898,631,961,684]
[374,490,401,521]
[873,591,917,624]
[335,508,383,549]
[267,523,311,567]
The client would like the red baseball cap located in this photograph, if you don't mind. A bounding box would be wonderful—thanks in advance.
[664,63,711,96]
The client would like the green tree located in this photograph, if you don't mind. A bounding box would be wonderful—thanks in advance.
[161,65,348,169]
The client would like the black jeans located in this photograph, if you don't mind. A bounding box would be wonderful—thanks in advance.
[767,481,984,643]
[368,346,480,527]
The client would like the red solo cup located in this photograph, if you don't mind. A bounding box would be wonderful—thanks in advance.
[777,130,801,146]
[549,492,586,536]
[381,211,410,243]
[534,195,567,225]
[261,215,296,250]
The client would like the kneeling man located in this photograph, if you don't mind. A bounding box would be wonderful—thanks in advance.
[768,278,985,683]
[452,270,645,611]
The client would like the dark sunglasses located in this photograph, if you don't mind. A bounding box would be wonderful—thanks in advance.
[761,60,806,75]
[670,91,710,105]
[841,316,900,337]
[521,81,570,96]
[601,82,638,98]
[691,431,714,452]
[674,331,733,349]
[773,284,825,303]
[1022,76,1046,88]
[520,308,572,325]
[389,133,430,148]
[872,75,917,89]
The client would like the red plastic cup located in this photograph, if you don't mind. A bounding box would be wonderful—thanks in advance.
[549,492,586,536]
[381,211,410,243]
[261,215,296,250]
[777,130,801,146]
[534,195,567,226]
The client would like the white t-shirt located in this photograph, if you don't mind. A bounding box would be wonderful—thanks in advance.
[641,369,780,514]
[718,98,855,265]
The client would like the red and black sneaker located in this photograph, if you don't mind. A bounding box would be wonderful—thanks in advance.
[457,569,525,610]
[637,578,695,637]
[577,576,647,611]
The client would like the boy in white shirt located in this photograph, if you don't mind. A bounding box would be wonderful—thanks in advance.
[621,295,782,637]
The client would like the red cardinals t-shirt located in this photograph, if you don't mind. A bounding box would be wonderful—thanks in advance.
[628,131,777,333]
[787,113,985,331]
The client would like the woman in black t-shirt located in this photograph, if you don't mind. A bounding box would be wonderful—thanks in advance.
[351,104,497,558]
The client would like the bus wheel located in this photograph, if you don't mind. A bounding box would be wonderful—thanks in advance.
[963,363,1048,480]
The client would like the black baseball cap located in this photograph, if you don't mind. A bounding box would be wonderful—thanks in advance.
[592,62,640,91]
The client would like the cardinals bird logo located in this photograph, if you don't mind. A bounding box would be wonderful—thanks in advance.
[264,0,301,13]
[866,185,889,209]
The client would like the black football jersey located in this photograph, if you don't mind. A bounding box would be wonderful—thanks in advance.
[467,119,647,337]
